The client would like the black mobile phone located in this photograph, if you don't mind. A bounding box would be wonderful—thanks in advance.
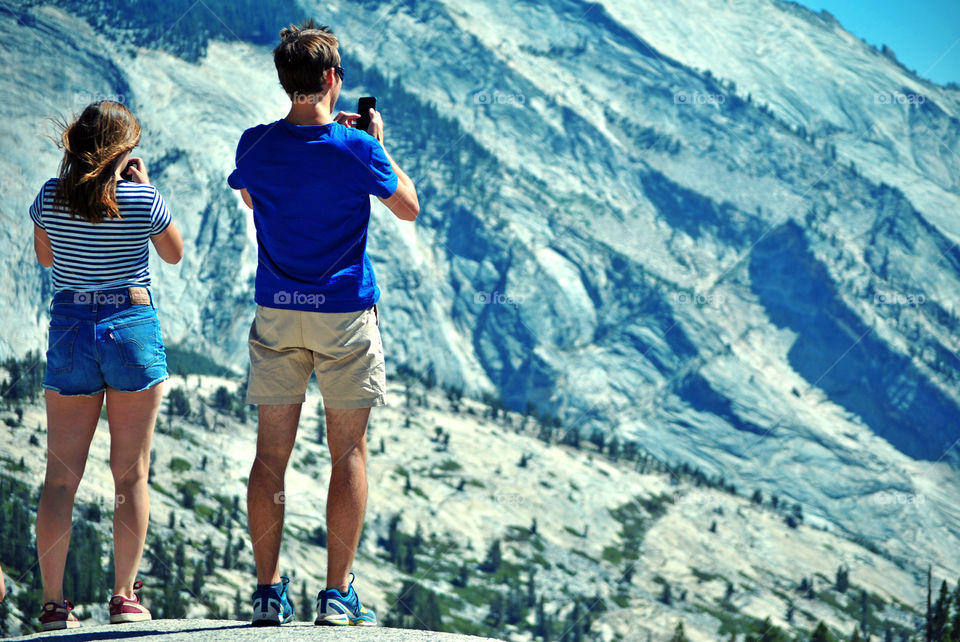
[356,96,376,133]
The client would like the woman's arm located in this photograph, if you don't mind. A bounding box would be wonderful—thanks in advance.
[151,222,184,264]
[34,225,53,267]
[126,156,184,265]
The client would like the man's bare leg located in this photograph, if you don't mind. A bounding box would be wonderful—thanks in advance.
[248,403,301,585]
[325,407,370,593]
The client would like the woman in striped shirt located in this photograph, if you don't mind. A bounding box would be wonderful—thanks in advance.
[29,101,183,630]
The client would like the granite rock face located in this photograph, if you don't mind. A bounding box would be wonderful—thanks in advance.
[0,0,958,582]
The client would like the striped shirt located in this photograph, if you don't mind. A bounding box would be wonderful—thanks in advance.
[29,178,171,292]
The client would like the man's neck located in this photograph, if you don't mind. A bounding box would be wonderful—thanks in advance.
[284,93,335,126]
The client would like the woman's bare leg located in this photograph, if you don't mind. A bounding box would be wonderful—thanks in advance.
[37,390,103,604]
[106,383,162,598]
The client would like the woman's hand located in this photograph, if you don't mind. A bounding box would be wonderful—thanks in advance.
[124,157,150,185]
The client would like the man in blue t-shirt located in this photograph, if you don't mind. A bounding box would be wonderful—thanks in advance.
[228,19,418,628]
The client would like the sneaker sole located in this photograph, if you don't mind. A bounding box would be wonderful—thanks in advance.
[41,621,80,631]
[315,615,377,627]
[315,614,350,626]
[111,613,152,624]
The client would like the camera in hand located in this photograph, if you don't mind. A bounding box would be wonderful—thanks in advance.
[356,96,376,133]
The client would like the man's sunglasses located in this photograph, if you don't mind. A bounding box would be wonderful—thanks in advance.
[333,66,344,81]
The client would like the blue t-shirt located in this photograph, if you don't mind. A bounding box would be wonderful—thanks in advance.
[228,119,398,312]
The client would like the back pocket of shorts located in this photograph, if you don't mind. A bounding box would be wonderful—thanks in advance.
[111,318,162,369]
[47,325,79,374]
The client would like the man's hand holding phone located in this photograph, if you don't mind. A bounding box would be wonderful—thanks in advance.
[366,108,384,143]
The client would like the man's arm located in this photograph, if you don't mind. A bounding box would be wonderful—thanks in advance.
[240,188,253,210]
[366,109,419,221]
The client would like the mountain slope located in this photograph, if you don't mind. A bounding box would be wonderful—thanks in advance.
[0,373,932,640]
[0,0,957,597]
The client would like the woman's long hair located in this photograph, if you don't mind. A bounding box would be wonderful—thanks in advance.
[53,101,141,223]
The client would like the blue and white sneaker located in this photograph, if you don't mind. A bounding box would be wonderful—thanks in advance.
[315,573,377,626]
[251,575,294,626]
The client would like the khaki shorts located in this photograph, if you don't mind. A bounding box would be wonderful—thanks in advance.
[246,304,386,408]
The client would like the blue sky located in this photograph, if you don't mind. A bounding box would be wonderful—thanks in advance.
[797,0,960,86]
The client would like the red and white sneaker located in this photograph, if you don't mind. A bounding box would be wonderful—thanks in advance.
[39,600,80,631]
[109,580,152,623]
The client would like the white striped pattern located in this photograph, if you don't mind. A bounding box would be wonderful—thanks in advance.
[29,178,171,292]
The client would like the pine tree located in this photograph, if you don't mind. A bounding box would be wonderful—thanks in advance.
[669,621,688,642]
[836,565,850,592]
[607,436,621,460]
[487,593,504,627]
[859,589,869,638]
[950,578,960,642]
[932,580,951,641]
[505,586,525,624]
[659,583,672,605]
[402,540,417,573]
[588,429,605,453]
[534,596,548,639]
[204,538,217,574]
[191,560,204,597]
[526,567,537,607]
[480,539,502,574]
[174,541,186,585]
[811,621,835,642]
[561,427,581,448]
[300,580,311,621]
[223,530,234,569]
[148,537,172,581]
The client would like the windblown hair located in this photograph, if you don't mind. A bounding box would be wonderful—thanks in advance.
[273,19,340,98]
[53,101,141,224]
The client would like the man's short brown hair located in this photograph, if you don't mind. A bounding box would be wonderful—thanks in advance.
[273,19,340,98]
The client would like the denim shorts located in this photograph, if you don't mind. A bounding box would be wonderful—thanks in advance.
[43,288,169,396]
